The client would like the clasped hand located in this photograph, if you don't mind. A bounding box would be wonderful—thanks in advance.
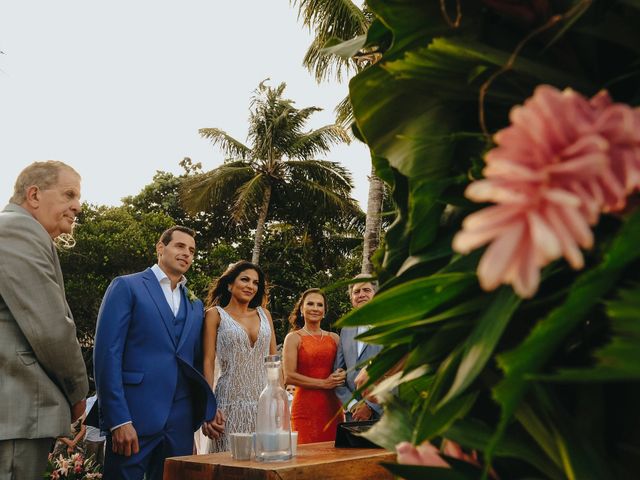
[325,368,346,389]
[202,410,225,439]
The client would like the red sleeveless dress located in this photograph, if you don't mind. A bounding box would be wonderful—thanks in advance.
[290,333,344,444]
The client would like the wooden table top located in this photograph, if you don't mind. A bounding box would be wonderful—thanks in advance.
[164,441,396,480]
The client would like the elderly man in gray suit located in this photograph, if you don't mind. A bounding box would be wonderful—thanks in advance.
[0,161,89,480]
[334,274,383,421]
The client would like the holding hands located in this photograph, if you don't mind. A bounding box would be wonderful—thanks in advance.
[202,410,226,439]
[324,368,346,389]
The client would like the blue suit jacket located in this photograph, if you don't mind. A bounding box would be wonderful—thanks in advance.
[93,268,216,437]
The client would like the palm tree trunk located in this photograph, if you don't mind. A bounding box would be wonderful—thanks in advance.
[361,165,384,274]
[252,184,272,265]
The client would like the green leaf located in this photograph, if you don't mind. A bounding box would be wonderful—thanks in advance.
[361,397,414,450]
[441,288,521,405]
[384,37,595,99]
[337,273,476,328]
[359,345,409,389]
[320,34,367,59]
[445,419,565,480]
[535,283,640,382]
[360,297,487,347]
[415,392,478,443]
[490,208,640,464]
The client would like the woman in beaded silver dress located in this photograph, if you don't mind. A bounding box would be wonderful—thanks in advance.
[202,261,277,453]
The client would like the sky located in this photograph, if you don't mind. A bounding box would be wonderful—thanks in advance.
[0,1,371,209]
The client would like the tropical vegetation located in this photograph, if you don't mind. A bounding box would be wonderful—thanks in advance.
[180,80,359,265]
[291,0,387,274]
[331,0,640,478]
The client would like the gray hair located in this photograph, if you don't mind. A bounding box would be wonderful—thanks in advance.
[10,160,80,204]
[348,273,378,295]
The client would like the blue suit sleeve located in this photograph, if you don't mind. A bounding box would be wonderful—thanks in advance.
[93,277,134,430]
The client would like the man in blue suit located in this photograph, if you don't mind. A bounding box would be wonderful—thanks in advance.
[334,274,383,421]
[94,225,216,479]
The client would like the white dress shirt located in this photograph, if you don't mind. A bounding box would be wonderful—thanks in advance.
[356,325,370,357]
[151,263,188,315]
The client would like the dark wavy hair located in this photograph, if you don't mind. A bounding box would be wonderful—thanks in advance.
[205,261,268,309]
[288,288,328,331]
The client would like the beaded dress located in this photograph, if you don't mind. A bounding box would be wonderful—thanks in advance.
[208,305,271,453]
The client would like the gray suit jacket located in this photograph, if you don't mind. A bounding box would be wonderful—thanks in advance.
[334,326,383,418]
[0,203,88,440]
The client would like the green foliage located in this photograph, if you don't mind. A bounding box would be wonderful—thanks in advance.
[182,80,360,264]
[344,0,640,478]
[291,0,370,83]
[122,157,247,246]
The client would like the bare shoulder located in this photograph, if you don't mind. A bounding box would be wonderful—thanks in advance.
[283,331,300,348]
[204,306,221,325]
[329,331,340,344]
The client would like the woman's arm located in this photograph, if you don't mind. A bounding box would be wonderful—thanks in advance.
[70,423,86,446]
[282,333,345,390]
[201,307,225,439]
[202,307,221,388]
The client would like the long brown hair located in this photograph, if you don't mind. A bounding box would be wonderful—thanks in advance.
[205,261,268,309]
[288,288,328,331]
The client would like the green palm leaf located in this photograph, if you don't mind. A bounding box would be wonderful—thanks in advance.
[198,128,251,159]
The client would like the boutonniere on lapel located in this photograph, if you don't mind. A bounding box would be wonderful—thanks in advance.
[186,288,199,303]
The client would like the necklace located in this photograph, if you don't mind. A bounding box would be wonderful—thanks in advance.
[302,326,324,340]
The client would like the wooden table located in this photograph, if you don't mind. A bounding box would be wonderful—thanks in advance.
[164,441,395,480]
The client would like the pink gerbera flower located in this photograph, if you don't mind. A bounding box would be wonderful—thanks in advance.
[453,85,640,297]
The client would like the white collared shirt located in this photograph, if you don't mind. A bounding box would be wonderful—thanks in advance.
[356,325,370,357]
[151,263,187,315]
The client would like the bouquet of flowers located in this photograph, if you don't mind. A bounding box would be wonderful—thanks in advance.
[44,452,102,480]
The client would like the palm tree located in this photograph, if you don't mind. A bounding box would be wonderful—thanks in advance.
[291,0,385,275]
[292,0,370,84]
[181,80,358,265]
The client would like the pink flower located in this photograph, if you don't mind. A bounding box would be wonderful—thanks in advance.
[453,85,640,297]
[397,440,499,478]
[590,91,640,209]
[396,441,450,467]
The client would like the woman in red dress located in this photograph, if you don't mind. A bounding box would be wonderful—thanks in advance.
[283,288,346,444]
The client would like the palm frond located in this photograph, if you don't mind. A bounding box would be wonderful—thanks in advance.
[334,94,354,130]
[285,159,355,191]
[231,173,269,223]
[289,125,351,159]
[292,0,369,82]
[293,176,361,215]
[181,162,254,214]
[198,128,251,159]
[303,34,360,83]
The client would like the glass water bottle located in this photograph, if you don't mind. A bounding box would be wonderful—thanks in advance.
[255,354,292,462]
